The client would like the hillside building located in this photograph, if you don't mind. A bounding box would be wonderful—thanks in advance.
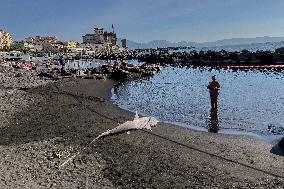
[14,41,35,50]
[63,40,81,52]
[0,30,13,50]
[24,36,63,52]
[82,26,117,50]
[63,41,78,49]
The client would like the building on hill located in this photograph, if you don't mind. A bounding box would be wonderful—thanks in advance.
[25,36,58,44]
[0,30,13,50]
[24,36,63,52]
[64,41,78,49]
[13,41,35,51]
[82,26,117,50]
[63,41,80,52]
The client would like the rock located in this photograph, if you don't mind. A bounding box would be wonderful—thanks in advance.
[38,72,54,79]
[14,72,23,77]
[279,137,284,148]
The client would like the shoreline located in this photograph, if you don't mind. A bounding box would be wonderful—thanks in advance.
[111,84,283,146]
[158,120,283,144]
[0,76,284,188]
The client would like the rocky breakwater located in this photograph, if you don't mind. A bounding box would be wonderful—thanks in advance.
[34,59,161,81]
[130,47,284,68]
[92,62,162,81]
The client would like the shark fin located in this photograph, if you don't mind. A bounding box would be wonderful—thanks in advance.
[134,111,139,120]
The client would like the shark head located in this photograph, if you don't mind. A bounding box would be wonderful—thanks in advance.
[148,117,159,127]
[133,111,159,130]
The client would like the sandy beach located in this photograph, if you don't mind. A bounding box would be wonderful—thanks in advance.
[0,71,284,188]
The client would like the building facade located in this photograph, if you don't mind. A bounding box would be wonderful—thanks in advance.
[14,41,35,50]
[25,36,58,44]
[64,41,78,49]
[0,30,13,50]
[24,36,63,52]
[62,41,81,52]
[82,26,117,50]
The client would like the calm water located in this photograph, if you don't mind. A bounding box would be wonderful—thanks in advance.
[112,67,284,142]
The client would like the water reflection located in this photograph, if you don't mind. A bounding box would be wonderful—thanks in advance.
[208,108,219,133]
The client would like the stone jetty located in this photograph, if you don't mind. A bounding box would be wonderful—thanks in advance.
[130,47,284,67]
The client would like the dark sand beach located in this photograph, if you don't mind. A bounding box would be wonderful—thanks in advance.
[0,77,284,188]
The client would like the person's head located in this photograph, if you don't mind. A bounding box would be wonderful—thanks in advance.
[212,75,216,81]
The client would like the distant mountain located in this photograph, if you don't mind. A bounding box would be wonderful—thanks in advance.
[122,36,284,49]
[201,36,284,47]
[195,41,284,52]
[124,40,196,49]
[116,39,196,49]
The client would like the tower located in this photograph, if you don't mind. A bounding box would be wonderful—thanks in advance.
[121,39,127,48]
[111,24,115,34]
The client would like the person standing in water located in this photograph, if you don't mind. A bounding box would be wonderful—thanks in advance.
[207,75,220,109]
[208,108,219,133]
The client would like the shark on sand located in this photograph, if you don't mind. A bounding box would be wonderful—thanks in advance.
[96,112,159,139]
[59,112,159,168]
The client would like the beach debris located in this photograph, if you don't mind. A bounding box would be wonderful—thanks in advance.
[59,112,159,168]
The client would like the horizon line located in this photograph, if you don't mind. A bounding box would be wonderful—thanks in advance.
[125,35,284,44]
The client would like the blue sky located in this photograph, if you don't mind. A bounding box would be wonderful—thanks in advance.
[1,0,284,43]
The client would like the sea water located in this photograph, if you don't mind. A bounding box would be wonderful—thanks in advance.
[112,66,284,142]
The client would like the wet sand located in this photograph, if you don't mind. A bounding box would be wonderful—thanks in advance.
[0,77,284,188]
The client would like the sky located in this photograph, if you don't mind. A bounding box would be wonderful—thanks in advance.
[1,0,284,43]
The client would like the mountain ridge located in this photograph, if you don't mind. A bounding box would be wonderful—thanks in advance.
[120,36,284,49]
